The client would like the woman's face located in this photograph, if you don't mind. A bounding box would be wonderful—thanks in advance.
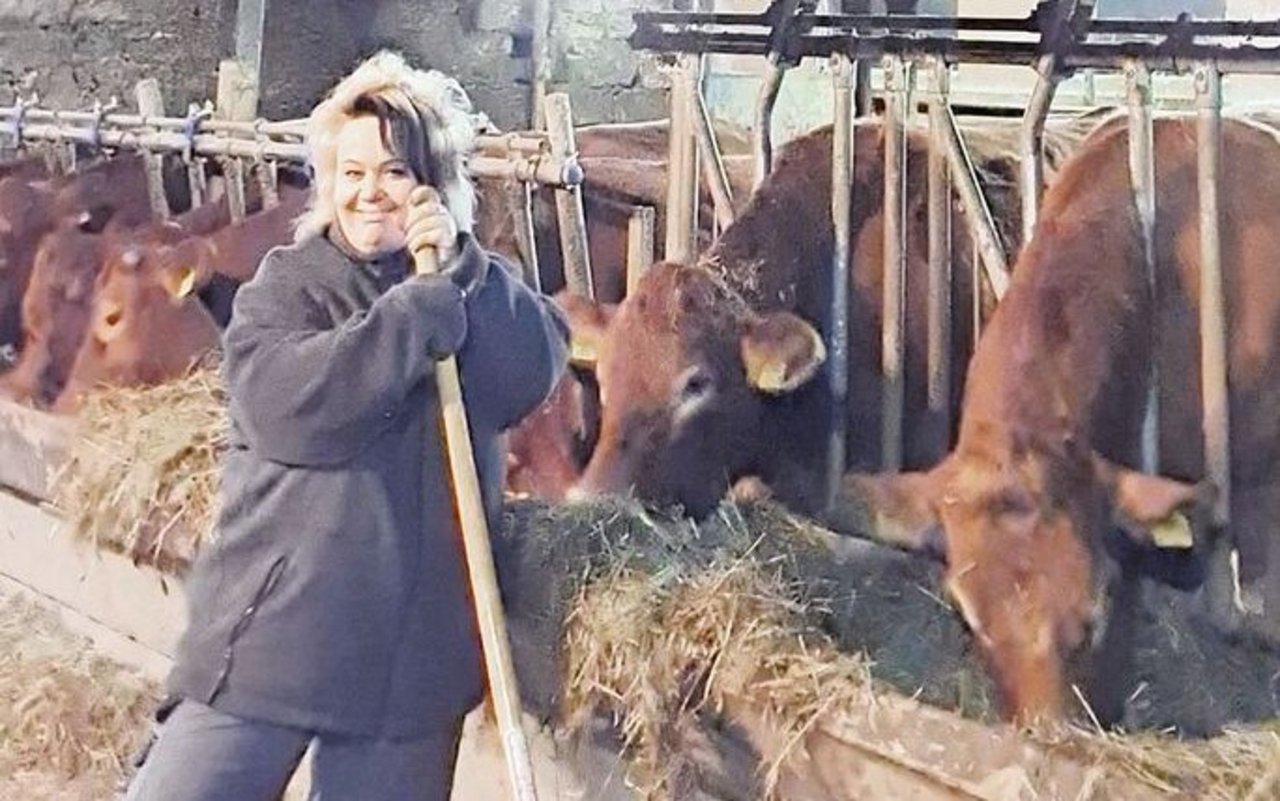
[331,114,418,257]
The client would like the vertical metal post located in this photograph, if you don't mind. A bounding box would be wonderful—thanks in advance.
[665,55,700,264]
[1194,62,1231,527]
[881,55,911,473]
[925,57,952,456]
[827,52,855,509]
[1126,59,1159,474]
[626,205,656,296]
[939,104,1010,300]
[517,181,542,293]
[226,157,248,223]
[1020,53,1060,246]
[232,0,267,119]
[529,0,551,128]
[134,79,171,220]
[693,88,735,234]
[544,93,594,297]
[752,62,787,191]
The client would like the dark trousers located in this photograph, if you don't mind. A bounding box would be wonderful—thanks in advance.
[124,699,463,801]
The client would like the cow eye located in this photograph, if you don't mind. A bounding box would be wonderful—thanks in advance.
[679,369,715,401]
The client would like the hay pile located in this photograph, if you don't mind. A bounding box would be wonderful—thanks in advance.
[0,590,158,800]
[50,363,227,572]
[45,373,1279,799]
[498,499,1278,799]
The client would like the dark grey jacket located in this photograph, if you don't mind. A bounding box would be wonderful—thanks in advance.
[166,231,569,738]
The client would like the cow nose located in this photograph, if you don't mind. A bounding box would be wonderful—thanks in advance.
[564,484,599,505]
[96,301,125,342]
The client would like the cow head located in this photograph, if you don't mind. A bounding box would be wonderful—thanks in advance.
[851,428,1211,723]
[55,231,220,410]
[1,224,103,406]
[565,262,826,517]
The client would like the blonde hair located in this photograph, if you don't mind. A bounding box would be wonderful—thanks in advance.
[297,50,477,241]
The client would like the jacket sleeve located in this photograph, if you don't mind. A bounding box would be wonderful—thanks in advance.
[223,248,467,467]
[454,237,571,433]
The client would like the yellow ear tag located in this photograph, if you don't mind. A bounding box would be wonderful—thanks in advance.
[173,266,197,299]
[749,359,787,393]
[1151,511,1194,550]
[569,337,598,365]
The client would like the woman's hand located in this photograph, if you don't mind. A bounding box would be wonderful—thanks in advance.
[405,186,459,269]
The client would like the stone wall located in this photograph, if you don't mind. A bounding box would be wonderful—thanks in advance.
[0,0,674,129]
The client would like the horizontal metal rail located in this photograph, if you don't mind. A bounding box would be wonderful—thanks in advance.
[631,21,1280,74]
[2,118,582,187]
[634,11,1280,39]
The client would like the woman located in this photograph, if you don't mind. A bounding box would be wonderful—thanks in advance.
[125,51,569,800]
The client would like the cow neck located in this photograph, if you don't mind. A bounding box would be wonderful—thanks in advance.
[326,224,410,290]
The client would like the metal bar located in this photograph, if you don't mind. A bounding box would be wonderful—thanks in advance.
[4,119,580,186]
[1126,59,1159,474]
[925,57,952,457]
[937,104,1010,300]
[517,181,542,293]
[826,52,854,508]
[544,93,594,296]
[881,55,910,474]
[225,157,247,223]
[633,11,1280,38]
[187,157,207,208]
[1194,62,1231,528]
[665,55,700,264]
[1020,54,1060,245]
[529,0,551,127]
[133,79,172,220]
[628,30,1280,73]
[234,0,268,82]
[626,205,656,296]
[753,61,787,191]
[693,88,735,234]
[473,133,550,157]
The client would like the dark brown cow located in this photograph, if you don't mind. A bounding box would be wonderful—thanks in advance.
[850,116,1280,723]
[560,118,1084,516]
[54,185,308,410]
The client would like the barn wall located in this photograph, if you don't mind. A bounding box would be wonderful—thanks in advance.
[0,0,675,129]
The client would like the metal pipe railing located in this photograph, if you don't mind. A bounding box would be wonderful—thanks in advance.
[665,56,700,265]
[936,104,1010,300]
[1125,59,1160,475]
[693,88,735,233]
[925,57,953,461]
[1194,61,1231,528]
[826,52,854,509]
[881,55,910,474]
[1019,53,1061,246]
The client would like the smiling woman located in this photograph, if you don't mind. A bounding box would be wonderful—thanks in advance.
[119,50,570,801]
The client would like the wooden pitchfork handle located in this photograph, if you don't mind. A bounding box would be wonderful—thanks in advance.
[413,245,539,801]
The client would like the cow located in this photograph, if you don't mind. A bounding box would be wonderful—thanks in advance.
[0,219,105,406]
[53,185,309,411]
[557,117,1085,516]
[846,116,1280,724]
[0,153,152,352]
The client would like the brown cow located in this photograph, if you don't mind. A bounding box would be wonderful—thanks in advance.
[0,220,104,406]
[0,153,151,351]
[54,185,309,410]
[850,116,1280,724]
[560,118,1084,516]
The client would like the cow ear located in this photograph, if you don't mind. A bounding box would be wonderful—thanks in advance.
[835,470,947,560]
[1099,458,1214,550]
[160,239,215,300]
[554,290,615,369]
[740,311,825,394]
